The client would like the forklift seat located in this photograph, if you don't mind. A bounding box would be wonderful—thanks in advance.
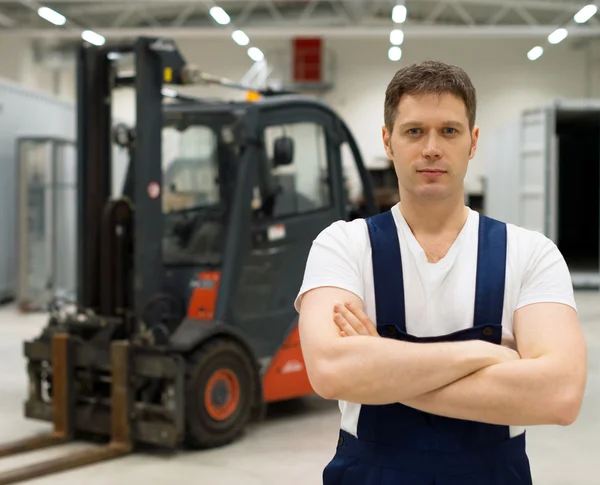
[163,156,219,212]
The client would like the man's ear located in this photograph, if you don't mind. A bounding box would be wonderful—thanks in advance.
[469,126,480,160]
[382,125,394,158]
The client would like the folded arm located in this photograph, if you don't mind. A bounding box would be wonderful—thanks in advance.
[401,302,587,426]
[298,287,518,405]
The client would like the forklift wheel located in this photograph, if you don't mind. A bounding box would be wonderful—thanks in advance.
[185,338,258,449]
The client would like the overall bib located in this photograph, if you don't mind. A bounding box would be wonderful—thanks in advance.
[323,211,533,485]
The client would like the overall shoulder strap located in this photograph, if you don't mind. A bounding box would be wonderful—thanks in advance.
[365,211,407,332]
[473,215,508,327]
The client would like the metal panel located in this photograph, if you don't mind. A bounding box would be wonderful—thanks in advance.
[54,142,78,299]
[16,140,54,308]
[16,138,77,310]
[518,107,555,238]
[482,121,521,224]
[0,77,74,302]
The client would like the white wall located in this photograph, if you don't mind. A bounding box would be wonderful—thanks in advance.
[2,34,599,195]
[0,37,75,100]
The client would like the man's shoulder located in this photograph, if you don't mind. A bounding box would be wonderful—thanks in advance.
[498,220,565,276]
[314,217,370,247]
[504,221,555,251]
[478,214,552,248]
[474,214,560,269]
[491,220,576,311]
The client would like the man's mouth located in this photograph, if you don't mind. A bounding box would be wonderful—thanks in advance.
[417,169,446,177]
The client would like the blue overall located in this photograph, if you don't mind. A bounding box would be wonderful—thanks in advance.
[323,211,533,485]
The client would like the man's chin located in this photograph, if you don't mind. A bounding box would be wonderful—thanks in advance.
[413,186,453,201]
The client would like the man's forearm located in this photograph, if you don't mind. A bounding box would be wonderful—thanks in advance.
[313,337,509,405]
[401,356,582,426]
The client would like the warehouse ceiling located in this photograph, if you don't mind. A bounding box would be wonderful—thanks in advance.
[0,0,598,40]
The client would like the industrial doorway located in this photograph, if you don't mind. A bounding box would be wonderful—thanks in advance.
[555,108,600,280]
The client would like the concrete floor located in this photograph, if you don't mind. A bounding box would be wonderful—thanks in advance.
[0,291,598,484]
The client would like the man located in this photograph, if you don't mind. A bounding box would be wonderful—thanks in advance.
[295,61,587,484]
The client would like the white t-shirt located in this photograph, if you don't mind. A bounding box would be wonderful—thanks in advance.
[294,204,577,439]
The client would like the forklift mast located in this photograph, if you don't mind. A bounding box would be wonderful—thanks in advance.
[77,38,185,320]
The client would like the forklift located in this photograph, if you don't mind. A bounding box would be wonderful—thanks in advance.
[0,37,378,483]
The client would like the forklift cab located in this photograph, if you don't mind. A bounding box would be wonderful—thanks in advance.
[155,97,377,360]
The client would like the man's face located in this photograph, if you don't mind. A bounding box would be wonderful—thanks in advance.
[382,92,479,202]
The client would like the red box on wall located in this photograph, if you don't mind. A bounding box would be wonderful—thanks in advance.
[293,37,322,83]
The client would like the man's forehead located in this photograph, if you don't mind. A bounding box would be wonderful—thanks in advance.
[395,93,469,121]
[397,91,465,108]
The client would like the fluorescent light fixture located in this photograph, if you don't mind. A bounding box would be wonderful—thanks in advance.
[107,52,121,60]
[574,4,598,23]
[392,5,407,23]
[248,47,264,62]
[232,30,249,46]
[390,29,404,45]
[388,46,402,61]
[209,6,230,25]
[527,46,543,61]
[81,30,105,46]
[548,28,568,44]
[37,7,66,26]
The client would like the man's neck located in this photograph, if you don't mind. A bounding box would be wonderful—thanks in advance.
[398,194,470,237]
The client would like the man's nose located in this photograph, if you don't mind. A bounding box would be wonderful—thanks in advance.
[422,133,442,160]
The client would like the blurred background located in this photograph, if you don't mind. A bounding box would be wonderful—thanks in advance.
[0,1,598,484]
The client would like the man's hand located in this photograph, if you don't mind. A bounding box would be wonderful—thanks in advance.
[333,301,380,338]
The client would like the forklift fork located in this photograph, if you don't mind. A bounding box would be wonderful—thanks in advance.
[0,334,133,484]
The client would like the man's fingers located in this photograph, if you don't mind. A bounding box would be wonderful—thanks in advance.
[332,301,380,339]
[334,312,358,336]
[344,302,379,337]
[335,304,370,336]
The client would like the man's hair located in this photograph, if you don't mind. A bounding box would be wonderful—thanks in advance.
[384,60,477,132]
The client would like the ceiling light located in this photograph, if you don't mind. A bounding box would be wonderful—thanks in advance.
[548,28,568,44]
[392,5,407,23]
[574,4,598,24]
[209,6,230,25]
[388,46,402,61]
[390,29,404,45]
[248,47,264,62]
[232,30,249,46]
[37,7,66,26]
[527,46,543,61]
[81,30,105,46]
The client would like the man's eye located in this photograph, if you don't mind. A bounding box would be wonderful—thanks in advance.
[443,128,457,135]
[407,128,421,135]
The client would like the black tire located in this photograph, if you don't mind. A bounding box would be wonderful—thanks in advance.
[185,338,258,449]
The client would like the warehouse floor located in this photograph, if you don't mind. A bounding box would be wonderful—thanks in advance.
[0,291,598,485]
